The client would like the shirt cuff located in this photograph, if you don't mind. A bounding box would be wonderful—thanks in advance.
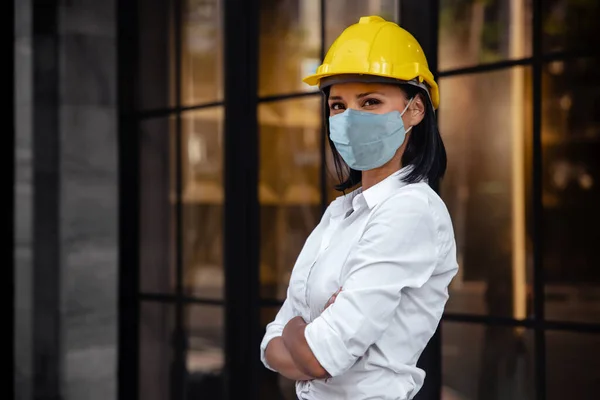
[260,329,283,372]
[304,315,355,377]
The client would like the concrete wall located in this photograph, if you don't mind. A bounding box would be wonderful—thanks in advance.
[14,1,119,399]
[58,1,118,398]
[14,0,33,398]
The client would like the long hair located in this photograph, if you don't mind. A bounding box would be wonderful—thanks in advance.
[324,84,447,194]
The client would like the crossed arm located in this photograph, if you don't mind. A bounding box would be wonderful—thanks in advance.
[263,196,438,381]
[264,336,315,381]
[264,289,341,380]
[281,316,330,379]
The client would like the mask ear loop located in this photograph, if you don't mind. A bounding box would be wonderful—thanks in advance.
[400,97,415,133]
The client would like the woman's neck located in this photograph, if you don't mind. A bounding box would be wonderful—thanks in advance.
[361,148,405,191]
[362,165,401,191]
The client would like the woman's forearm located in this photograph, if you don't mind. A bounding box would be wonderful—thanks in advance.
[265,337,314,381]
[282,317,330,379]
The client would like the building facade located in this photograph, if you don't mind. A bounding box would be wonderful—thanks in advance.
[12,0,600,399]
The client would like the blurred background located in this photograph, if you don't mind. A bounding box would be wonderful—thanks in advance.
[11,0,599,399]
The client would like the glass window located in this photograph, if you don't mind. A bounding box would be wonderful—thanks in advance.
[137,0,175,110]
[438,0,532,71]
[259,0,322,97]
[139,108,224,298]
[138,0,224,110]
[186,305,225,398]
[140,116,177,293]
[325,0,399,49]
[542,0,600,54]
[258,96,323,299]
[439,67,533,319]
[139,302,174,400]
[181,0,224,105]
[181,107,224,299]
[442,322,535,400]
[542,57,600,324]
[546,330,600,400]
[139,303,226,399]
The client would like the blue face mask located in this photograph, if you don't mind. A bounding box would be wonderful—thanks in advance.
[329,99,413,171]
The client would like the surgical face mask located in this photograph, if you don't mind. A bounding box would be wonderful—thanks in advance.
[329,99,413,171]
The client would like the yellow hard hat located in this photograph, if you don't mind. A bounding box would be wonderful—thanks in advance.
[303,15,439,109]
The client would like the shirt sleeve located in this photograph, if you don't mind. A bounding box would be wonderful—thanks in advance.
[260,293,297,371]
[304,193,438,377]
[260,204,337,372]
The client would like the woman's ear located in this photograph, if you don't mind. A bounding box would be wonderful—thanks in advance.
[407,94,426,127]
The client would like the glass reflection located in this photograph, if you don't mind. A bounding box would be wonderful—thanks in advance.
[186,305,225,399]
[138,0,175,110]
[258,96,322,299]
[542,57,600,324]
[140,116,177,293]
[439,0,532,71]
[439,67,533,318]
[542,0,600,54]
[139,302,174,400]
[259,0,321,97]
[181,107,224,299]
[181,0,223,105]
[325,0,399,49]
[442,322,535,400]
[546,330,600,400]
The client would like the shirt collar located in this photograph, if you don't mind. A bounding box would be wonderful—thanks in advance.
[330,166,414,216]
[330,186,363,217]
[362,166,412,209]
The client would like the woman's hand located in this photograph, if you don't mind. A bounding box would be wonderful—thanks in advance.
[323,287,342,311]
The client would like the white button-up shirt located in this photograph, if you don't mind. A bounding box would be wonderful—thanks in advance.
[260,168,459,400]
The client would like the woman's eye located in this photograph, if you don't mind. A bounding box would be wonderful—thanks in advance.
[363,98,381,107]
[330,102,345,111]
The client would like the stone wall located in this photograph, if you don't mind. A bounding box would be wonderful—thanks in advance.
[58,1,118,399]
[14,0,34,397]
[14,1,119,399]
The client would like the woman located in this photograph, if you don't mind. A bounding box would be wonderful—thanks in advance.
[260,16,458,400]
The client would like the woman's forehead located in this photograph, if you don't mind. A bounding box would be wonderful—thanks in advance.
[329,82,402,97]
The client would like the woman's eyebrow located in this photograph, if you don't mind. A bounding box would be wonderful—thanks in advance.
[356,91,382,98]
[329,91,384,101]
